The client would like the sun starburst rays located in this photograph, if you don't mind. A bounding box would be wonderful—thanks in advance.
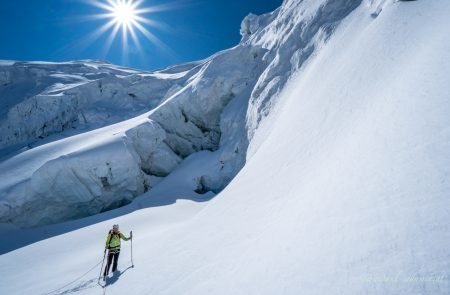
[81,0,177,64]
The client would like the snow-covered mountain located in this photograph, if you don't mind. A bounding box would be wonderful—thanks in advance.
[0,0,363,228]
[0,44,267,227]
[1,0,450,294]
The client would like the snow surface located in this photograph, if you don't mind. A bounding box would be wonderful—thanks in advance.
[0,0,360,228]
[0,45,266,227]
[0,0,364,228]
[1,0,450,294]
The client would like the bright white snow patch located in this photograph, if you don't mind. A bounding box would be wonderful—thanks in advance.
[1,0,450,294]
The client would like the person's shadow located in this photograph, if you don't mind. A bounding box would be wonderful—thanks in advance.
[105,265,134,286]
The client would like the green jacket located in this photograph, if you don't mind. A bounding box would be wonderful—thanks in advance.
[105,231,130,249]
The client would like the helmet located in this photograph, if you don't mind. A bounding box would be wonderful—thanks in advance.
[113,224,119,230]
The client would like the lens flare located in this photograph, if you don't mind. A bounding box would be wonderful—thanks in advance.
[112,0,137,28]
[79,0,180,63]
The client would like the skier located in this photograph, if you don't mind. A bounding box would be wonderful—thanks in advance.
[103,224,132,278]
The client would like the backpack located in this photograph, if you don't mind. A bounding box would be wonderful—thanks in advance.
[107,230,120,249]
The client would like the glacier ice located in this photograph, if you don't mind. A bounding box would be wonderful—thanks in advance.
[1,0,374,227]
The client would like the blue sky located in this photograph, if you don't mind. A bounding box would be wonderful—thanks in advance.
[0,0,282,70]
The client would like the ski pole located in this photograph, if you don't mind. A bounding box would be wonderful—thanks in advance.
[98,249,107,282]
[130,230,134,268]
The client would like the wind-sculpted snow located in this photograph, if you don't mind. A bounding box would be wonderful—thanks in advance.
[9,140,147,226]
[0,0,366,227]
[243,0,363,141]
[0,61,201,151]
[2,1,450,293]
[0,45,267,227]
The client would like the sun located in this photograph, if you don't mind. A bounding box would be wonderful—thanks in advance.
[80,0,180,63]
[102,0,143,35]
[111,0,137,28]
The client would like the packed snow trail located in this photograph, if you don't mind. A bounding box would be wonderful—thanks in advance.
[1,0,450,294]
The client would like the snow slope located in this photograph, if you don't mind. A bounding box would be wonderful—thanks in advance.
[0,45,267,227]
[0,0,362,228]
[0,60,189,150]
[1,0,450,294]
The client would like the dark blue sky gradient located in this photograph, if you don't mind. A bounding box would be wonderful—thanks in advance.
[0,0,282,70]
